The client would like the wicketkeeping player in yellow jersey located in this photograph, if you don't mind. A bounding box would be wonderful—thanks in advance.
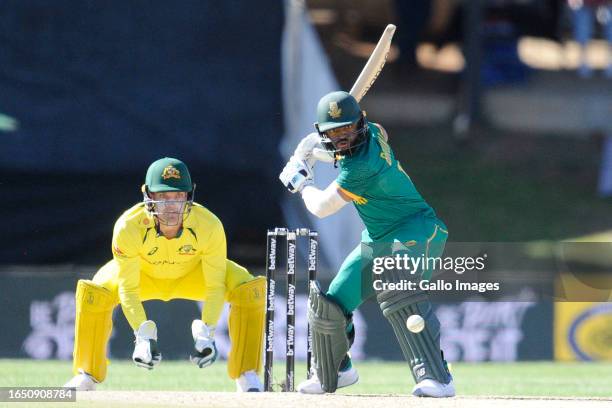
[64,157,266,392]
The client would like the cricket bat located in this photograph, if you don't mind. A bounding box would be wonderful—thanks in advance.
[312,24,396,163]
[349,24,396,102]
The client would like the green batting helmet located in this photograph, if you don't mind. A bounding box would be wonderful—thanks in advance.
[144,157,193,193]
[315,91,368,156]
[315,91,363,132]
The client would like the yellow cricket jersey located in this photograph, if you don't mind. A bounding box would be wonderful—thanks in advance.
[111,202,226,329]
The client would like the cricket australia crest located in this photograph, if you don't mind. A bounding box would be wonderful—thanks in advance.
[161,165,181,180]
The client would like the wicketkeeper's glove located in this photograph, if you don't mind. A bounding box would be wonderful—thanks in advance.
[190,320,218,369]
[132,320,162,370]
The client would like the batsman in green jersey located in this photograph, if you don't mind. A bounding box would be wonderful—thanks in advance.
[279,91,454,397]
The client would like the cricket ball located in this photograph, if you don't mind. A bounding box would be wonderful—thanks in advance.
[406,314,425,333]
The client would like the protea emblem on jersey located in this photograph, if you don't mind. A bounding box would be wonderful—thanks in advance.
[328,102,342,119]
[161,165,181,180]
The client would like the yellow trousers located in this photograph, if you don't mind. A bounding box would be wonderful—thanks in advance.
[72,259,265,382]
[92,259,253,304]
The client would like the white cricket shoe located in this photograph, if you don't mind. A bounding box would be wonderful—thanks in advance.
[412,378,455,397]
[235,370,263,392]
[297,366,359,394]
[63,370,97,391]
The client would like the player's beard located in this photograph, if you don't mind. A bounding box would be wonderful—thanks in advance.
[322,120,368,157]
[331,133,366,157]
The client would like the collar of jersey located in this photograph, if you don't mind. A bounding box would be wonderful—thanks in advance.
[155,224,184,239]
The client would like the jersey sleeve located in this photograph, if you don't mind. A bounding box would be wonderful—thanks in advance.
[201,217,227,327]
[112,220,147,331]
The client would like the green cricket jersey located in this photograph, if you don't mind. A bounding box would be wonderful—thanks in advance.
[335,123,435,240]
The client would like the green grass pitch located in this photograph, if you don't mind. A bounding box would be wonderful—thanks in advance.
[1,359,611,397]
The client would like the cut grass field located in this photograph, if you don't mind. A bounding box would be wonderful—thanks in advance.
[2,359,612,397]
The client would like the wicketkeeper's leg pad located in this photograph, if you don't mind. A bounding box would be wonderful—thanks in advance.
[308,281,351,393]
[72,279,116,383]
[377,289,451,385]
[226,275,266,379]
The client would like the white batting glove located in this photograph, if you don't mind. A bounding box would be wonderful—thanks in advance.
[279,156,314,193]
[190,320,218,369]
[294,133,321,163]
[294,133,335,166]
[132,320,162,370]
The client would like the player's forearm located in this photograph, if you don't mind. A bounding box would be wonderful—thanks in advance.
[200,221,227,326]
[201,288,224,326]
[116,256,146,330]
[119,290,147,330]
[301,184,348,218]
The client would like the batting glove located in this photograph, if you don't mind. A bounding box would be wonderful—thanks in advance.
[279,156,314,193]
[294,133,320,163]
[132,320,162,370]
[294,133,334,166]
[190,320,218,369]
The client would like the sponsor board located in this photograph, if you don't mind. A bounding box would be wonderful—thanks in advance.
[555,302,612,361]
[1,271,552,361]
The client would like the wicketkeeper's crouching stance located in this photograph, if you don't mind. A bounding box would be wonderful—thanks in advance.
[279,91,455,397]
[64,158,265,392]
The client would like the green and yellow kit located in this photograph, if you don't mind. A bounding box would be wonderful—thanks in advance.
[71,202,265,382]
[100,202,231,329]
[328,123,448,313]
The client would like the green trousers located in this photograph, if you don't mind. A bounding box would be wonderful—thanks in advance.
[327,213,448,316]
